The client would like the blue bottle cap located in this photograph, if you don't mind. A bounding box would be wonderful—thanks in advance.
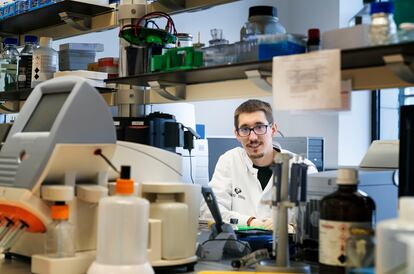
[370,2,394,15]
[3,37,18,45]
[24,35,38,44]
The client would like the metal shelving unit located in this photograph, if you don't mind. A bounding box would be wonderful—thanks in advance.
[105,41,414,103]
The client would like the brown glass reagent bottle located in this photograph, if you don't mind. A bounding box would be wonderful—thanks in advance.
[318,168,375,274]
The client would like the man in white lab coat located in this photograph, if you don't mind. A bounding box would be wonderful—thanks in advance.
[200,99,317,230]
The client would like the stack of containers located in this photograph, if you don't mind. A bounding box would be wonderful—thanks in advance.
[59,43,104,71]
[98,57,118,78]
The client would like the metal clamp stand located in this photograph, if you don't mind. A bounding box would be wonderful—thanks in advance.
[245,70,272,92]
[256,153,310,273]
[148,81,186,101]
[383,54,414,83]
[59,12,91,31]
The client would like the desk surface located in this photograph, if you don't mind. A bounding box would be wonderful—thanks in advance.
[0,255,234,274]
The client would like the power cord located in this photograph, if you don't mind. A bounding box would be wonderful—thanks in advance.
[189,150,195,184]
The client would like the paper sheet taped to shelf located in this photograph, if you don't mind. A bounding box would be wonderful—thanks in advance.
[272,49,342,111]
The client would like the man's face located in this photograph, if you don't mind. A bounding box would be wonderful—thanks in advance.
[234,111,276,161]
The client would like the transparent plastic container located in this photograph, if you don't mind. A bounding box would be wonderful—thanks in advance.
[369,2,398,45]
[45,204,75,258]
[31,37,58,88]
[240,6,286,42]
[18,35,38,89]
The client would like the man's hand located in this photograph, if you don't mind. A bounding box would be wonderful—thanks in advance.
[250,218,273,230]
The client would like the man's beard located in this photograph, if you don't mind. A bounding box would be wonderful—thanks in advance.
[246,141,264,159]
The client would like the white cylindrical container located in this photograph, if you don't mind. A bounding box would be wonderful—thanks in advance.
[150,193,188,260]
[376,197,414,274]
[88,166,154,274]
[31,37,58,88]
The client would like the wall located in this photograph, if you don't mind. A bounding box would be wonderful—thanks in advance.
[51,0,371,169]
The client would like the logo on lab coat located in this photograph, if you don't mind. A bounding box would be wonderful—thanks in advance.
[232,187,245,200]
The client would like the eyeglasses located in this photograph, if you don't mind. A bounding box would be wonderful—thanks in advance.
[236,123,271,137]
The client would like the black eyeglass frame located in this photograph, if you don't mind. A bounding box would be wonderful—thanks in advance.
[236,123,272,137]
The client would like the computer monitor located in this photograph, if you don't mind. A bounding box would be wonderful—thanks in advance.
[0,76,116,190]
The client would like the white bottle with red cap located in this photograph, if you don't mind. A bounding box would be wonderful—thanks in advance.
[87,166,154,274]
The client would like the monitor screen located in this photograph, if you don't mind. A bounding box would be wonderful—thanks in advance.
[23,92,70,132]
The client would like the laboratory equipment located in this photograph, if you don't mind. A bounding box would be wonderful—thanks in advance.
[197,186,250,261]
[348,0,375,26]
[376,197,414,274]
[399,105,414,196]
[59,43,104,71]
[345,227,375,274]
[87,166,154,274]
[360,140,399,169]
[140,182,201,270]
[0,76,116,274]
[369,1,398,45]
[318,168,375,274]
[256,153,311,273]
[31,37,58,88]
[18,35,38,89]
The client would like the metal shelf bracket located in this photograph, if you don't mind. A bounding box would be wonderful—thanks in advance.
[245,70,272,92]
[59,11,92,31]
[383,54,414,83]
[148,81,186,101]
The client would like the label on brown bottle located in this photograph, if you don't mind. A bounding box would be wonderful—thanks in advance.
[319,219,370,266]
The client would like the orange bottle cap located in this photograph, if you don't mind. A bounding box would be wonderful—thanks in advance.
[116,178,134,194]
[51,204,69,220]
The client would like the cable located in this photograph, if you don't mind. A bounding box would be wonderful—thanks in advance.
[118,143,182,177]
[189,150,195,184]
[94,149,120,175]
[277,130,285,137]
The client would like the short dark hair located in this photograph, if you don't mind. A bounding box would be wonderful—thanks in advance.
[234,99,273,128]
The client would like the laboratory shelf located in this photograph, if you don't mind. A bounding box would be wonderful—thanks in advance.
[106,41,414,92]
[0,0,113,34]
[0,87,115,101]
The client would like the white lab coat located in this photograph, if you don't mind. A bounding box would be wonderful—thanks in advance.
[200,146,318,225]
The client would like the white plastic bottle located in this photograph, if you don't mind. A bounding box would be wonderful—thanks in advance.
[45,202,75,258]
[31,37,58,88]
[150,193,188,260]
[87,166,154,274]
[376,197,414,274]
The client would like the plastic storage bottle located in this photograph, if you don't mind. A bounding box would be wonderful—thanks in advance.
[240,6,286,41]
[31,37,58,88]
[376,197,414,274]
[150,193,188,260]
[87,166,154,274]
[318,168,375,274]
[2,37,19,91]
[45,202,75,258]
[369,2,398,45]
[18,35,38,89]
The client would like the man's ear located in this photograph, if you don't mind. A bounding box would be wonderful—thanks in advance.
[271,123,277,137]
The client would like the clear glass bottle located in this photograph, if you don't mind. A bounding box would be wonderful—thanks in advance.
[240,6,286,41]
[45,202,75,258]
[31,37,58,88]
[369,2,398,45]
[2,37,19,91]
[319,168,376,274]
[18,35,38,89]
[348,0,375,26]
